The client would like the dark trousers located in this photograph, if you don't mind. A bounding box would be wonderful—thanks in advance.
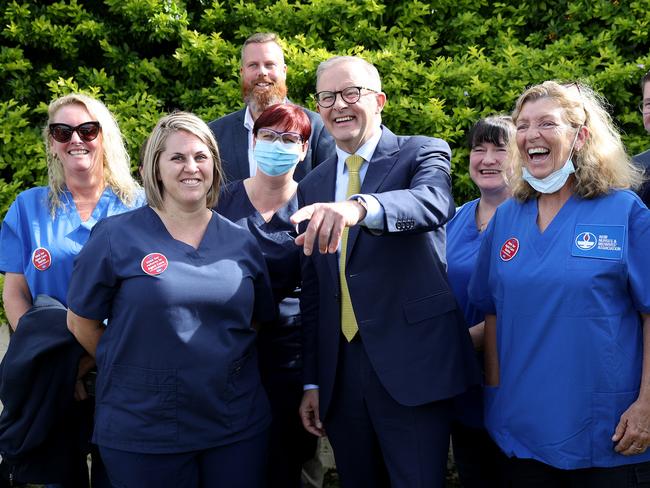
[325,336,452,488]
[451,421,508,488]
[99,430,268,488]
[509,457,650,488]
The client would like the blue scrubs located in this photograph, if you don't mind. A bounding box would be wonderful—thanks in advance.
[468,190,650,469]
[67,206,275,454]
[0,186,143,306]
[216,180,315,487]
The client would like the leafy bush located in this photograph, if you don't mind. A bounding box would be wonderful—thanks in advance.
[0,1,649,327]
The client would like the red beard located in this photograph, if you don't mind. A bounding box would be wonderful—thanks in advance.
[241,76,288,115]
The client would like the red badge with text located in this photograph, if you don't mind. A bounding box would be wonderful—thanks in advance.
[32,247,52,271]
[141,252,168,276]
[499,238,519,262]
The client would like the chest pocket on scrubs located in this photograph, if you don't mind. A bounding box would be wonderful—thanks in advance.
[106,364,178,444]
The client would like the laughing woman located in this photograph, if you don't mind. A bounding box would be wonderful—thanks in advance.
[67,112,275,488]
[469,81,650,487]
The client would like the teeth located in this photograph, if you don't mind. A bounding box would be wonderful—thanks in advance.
[335,116,353,122]
[480,170,500,174]
[528,147,549,155]
[69,150,88,155]
[181,179,200,185]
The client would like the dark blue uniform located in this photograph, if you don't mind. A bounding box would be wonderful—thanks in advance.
[68,206,275,487]
[216,180,317,488]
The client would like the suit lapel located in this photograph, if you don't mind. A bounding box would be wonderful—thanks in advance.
[234,109,250,180]
[346,128,399,258]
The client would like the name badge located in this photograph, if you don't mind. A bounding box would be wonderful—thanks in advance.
[572,224,624,260]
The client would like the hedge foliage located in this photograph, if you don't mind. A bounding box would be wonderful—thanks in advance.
[1,0,650,214]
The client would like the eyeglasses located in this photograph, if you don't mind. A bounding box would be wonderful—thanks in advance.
[256,127,303,145]
[639,101,650,114]
[314,86,377,108]
[49,122,101,143]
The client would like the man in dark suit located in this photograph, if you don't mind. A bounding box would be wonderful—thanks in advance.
[207,32,333,183]
[291,56,479,487]
[634,69,650,205]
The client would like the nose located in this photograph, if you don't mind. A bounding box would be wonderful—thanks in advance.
[69,129,83,143]
[483,148,498,164]
[332,92,348,110]
[184,157,199,172]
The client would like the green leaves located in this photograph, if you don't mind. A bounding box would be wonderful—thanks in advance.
[1,0,649,209]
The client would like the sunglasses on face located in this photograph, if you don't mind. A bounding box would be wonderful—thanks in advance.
[49,121,101,143]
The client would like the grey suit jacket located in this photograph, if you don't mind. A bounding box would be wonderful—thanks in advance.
[208,105,335,183]
[633,149,650,206]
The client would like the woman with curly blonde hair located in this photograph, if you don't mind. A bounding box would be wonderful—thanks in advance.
[469,81,650,487]
[0,92,142,486]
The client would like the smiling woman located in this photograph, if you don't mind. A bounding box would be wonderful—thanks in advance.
[0,93,143,486]
[468,81,650,487]
[66,111,276,488]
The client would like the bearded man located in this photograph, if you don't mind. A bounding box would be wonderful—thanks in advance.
[208,32,334,183]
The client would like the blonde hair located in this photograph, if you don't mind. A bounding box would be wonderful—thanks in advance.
[142,111,223,209]
[510,81,643,201]
[44,93,140,213]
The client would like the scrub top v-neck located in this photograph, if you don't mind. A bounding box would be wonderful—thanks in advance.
[0,186,144,306]
[68,205,275,453]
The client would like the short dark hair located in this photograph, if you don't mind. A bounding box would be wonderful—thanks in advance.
[253,103,312,142]
[467,115,515,149]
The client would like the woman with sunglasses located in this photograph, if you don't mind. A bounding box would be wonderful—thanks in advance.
[469,81,650,487]
[0,93,142,486]
[446,116,514,488]
[216,103,318,488]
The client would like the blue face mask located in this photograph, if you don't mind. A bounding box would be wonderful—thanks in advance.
[521,125,581,194]
[522,158,575,194]
[253,139,303,176]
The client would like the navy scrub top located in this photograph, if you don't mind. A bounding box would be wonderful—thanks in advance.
[68,206,275,454]
[216,180,302,372]
[469,190,650,469]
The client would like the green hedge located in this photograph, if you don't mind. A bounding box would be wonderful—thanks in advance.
[2,0,649,213]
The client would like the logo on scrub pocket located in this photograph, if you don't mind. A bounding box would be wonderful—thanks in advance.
[575,232,597,250]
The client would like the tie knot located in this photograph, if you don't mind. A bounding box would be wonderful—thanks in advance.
[345,154,364,174]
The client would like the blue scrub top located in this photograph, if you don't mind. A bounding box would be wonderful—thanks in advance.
[447,198,486,428]
[468,190,650,469]
[216,181,302,372]
[67,206,275,454]
[0,186,143,306]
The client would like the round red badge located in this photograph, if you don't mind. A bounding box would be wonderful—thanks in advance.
[141,253,168,276]
[499,238,519,262]
[32,247,52,271]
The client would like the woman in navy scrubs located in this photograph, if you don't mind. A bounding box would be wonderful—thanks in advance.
[67,112,275,488]
[0,93,142,487]
[216,103,317,488]
[469,81,650,487]
[446,116,514,487]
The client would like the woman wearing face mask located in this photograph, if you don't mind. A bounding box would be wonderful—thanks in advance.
[216,103,317,488]
[446,116,514,487]
[469,81,650,487]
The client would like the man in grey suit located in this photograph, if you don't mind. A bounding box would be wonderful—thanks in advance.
[208,32,334,183]
[633,69,650,205]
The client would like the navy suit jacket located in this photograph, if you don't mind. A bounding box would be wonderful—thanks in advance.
[208,105,335,183]
[633,149,650,206]
[298,127,480,419]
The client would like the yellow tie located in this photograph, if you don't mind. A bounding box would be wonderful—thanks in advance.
[340,154,364,342]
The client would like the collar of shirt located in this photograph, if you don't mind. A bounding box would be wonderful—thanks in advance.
[334,126,383,202]
[244,106,257,177]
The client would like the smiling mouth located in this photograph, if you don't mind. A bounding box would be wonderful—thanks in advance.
[527,147,550,162]
[479,169,501,175]
[334,116,354,123]
[68,149,89,155]
[181,178,201,186]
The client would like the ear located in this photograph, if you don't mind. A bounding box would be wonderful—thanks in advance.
[574,125,589,151]
[375,92,387,113]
